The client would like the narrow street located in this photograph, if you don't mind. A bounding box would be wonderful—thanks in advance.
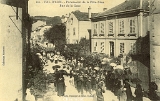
[42,76,119,101]
[26,54,151,101]
[32,59,119,101]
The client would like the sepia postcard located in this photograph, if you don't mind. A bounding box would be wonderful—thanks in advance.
[1,0,160,101]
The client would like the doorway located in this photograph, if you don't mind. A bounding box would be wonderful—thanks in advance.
[110,41,114,57]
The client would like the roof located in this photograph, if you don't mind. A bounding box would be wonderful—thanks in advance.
[93,0,149,18]
[0,0,26,7]
[72,10,98,21]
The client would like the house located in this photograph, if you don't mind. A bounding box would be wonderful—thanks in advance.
[149,0,160,97]
[0,0,30,100]
[32,20,46,32]
[31,25,52,46]
[66,7,97,44]
[91,0,150,91]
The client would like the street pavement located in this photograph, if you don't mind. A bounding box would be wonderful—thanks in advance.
[42,75,119,101]
[42,60,119,101]
[26,59,151,101]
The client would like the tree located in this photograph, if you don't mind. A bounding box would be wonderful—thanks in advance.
[78,37,90,56]
[46,16,62,26]
[64,37,90,66]
[43,23,66,53]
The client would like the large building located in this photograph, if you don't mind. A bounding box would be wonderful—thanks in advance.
[66,8,97,44]
[91,0,149,57]
[0,0,30,100]
[91,0,150,91]
[150,0,160,96]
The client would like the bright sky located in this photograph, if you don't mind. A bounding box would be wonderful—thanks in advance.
[28,0,125,17]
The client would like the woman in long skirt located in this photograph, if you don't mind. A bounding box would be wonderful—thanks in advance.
[96,81,105,101]
[57,76,66,96]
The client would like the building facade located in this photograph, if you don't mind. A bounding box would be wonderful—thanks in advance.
[66,9,97,44]
[91,0,150,91]
[91,0,149,57]
[150,0,160,96]
[0,0,30,100]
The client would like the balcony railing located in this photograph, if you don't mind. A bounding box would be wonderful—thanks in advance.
[128,33,137,37]
[118,34,125,37]
[108,33,114,37]
[99,34,105,37]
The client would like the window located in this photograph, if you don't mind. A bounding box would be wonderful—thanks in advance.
[120,43,124,54]
[73,28,75,35]
[93,23,98,36]
[100,42,105,53]
[131,43,136,54]
[100,22,104,34]
[130,19,135,33]
[68,29,70,36]
[94,42,98,51]
[119,20,124,34]
[109,21,113,34]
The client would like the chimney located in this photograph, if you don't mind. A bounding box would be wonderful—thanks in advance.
[103,8,107,11]
[88,6,91,19]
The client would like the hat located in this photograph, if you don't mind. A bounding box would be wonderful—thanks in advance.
[98,81,104,87]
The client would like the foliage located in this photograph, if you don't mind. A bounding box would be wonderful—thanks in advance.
[31,16,62,26]
[110,57,121,65]
[28,70,47,96]
[84,52,109,67]
[64,37,90,60]
[46,16,62,26]
[43,23,66,53]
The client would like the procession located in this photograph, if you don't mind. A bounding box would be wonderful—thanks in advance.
[25,50,151,101]
[2,0,160,101]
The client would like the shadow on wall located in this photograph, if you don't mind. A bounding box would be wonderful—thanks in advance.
[130,31,150,68]
[127,31,150,91]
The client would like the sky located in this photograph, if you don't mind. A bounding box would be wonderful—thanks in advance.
[28,0,125,17]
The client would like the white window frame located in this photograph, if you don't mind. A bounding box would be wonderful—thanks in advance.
[131,43,136,54]
[93,23,98,34]
[129,19,135,34]
[120,43,125,54]
[100,41,105,53]
[100,22,105,34]
[108,21,114,34]
[119,19,124,34]
[94,41,98,51]
[73,27,75,35]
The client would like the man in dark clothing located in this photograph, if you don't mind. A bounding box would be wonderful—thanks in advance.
[73,73,78,88]
[124,81,133,101]
[113,78,121,96]
[83,74,88,92]
[134,84,143,101]
[91,74,97,91]
[77,74,83,94]
[86,76,92,94]
[54,69,59,92]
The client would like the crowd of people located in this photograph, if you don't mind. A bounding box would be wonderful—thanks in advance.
[68,65,144,101]
[49,54,144,101]
[28,51,145,101]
